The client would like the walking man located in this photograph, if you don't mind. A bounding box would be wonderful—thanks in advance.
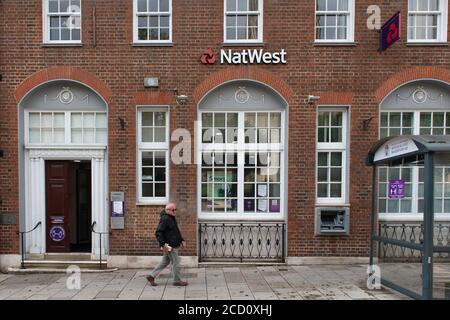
[147,202,188,286]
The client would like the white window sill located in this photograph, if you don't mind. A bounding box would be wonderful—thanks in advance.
[132,42,174,47]
[25,144,107,149]
[198,213,284,221]
[316,203,350,207]
[42,43,83,47]
[313,41,357,46]
[136,201,168,206]
[379,213,450,222]
[221,42,265,47]
[406,41,448,46]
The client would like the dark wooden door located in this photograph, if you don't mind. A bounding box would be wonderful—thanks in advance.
[45,161,72,253]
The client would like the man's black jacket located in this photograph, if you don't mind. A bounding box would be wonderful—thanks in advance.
[155,211,184,248]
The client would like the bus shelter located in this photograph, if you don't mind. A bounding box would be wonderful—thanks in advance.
[367,135,450,300]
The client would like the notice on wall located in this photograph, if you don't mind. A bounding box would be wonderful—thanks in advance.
[112,201,123,217]
[111,192,125,230]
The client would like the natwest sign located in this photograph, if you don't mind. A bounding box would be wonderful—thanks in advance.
[221,49,287,64]
[200,48,287,65]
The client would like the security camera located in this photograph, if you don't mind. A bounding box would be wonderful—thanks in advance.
[305,95,321,103]
[176,94,188,106]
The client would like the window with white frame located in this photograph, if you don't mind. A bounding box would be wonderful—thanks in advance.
[27,111,107,145]
[379,112,414,138]
[380,111,450,139]
[427,160,450,214]
[200,111,283,218]
[379,111,450,216]
[243,151,281,213]
[134,0,172,43]
[138,109,169,203]
[378,164,415,215]
[224,0,263,43]
[408,0,448,42]
[201,152,238,213]
[44,0,81,43]
[316,109,348,204]
[315,0,355,42]
[71,112,107,144]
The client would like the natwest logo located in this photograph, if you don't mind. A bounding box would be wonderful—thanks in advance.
[200,48,287,65]
[200,48,217,64]
[221,49,287,65]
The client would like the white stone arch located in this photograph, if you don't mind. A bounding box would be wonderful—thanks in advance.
[380,79,450,111]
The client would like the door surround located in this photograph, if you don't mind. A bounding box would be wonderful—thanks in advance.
[25,147,108,256]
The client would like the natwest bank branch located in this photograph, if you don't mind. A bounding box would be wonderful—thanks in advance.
[0,1,449,281]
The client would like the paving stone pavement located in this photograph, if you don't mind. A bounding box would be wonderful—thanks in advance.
[0,265,408,300]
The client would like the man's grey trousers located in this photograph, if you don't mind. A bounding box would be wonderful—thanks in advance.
[149,247,181,282]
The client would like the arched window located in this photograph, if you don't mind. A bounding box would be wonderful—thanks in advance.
[378,80,450,219]
[198,81,287,221]
[22,81,107,146]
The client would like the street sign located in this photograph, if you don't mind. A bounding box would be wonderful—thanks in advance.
[379,11,401,52]
[373,137,419,163]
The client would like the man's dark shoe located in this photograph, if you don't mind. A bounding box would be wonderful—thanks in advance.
[173,281,188,286]
[146,275,157,286]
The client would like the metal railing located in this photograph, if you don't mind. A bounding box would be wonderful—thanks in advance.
[17,221,42,269]
[199,222,285,262]
[379,223,450,262]
[90,221,109,269]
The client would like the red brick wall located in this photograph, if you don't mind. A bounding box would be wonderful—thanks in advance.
[1,0,449,257]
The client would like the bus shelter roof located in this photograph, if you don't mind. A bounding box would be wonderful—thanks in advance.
[367,135,450,166]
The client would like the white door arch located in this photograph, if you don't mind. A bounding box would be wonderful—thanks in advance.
[18,80,109,256]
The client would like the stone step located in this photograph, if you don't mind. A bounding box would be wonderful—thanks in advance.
[43,253,93,261]
[23,260,107,269]
[7,267,118,274]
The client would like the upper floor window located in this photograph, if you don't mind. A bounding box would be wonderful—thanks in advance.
[224,0,263,43]
[315,0,355,42]
[134,0,172,43]
[44,0,81,44]
[408,0,448,42]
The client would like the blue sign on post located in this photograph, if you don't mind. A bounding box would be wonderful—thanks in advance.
[379,11,401,52]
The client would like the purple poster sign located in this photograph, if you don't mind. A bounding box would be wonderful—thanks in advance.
[389,179,405,199]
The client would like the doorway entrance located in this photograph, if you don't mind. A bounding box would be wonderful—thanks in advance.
[45,160,92,253]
